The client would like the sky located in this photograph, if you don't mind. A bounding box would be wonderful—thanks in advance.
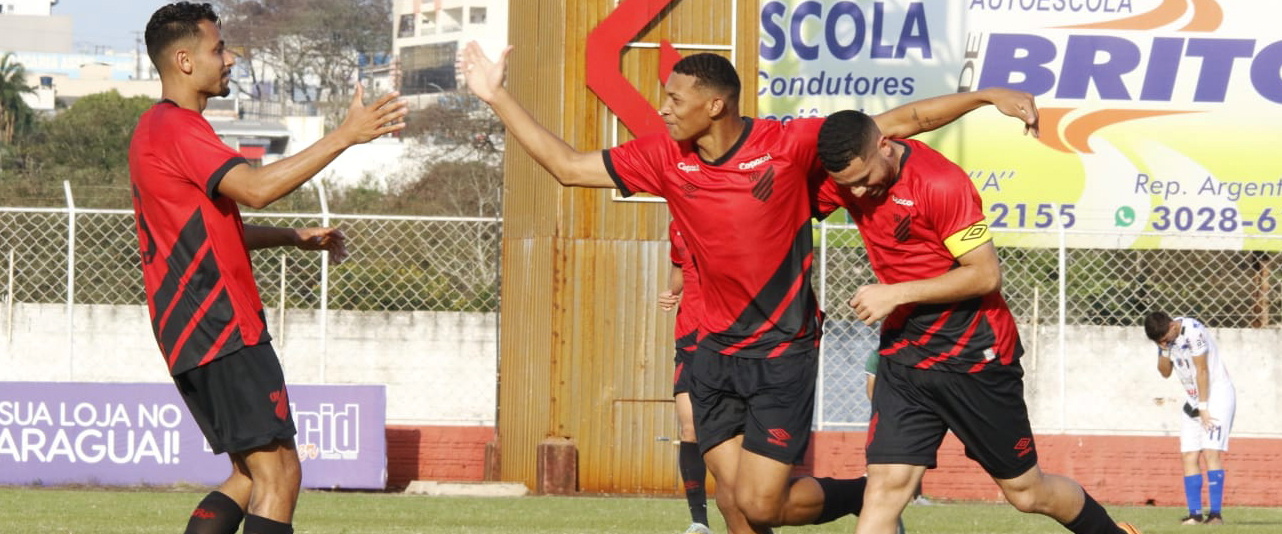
[52,0,172,54]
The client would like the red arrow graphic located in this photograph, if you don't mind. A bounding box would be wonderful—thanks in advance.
[658,40,682,84]
[586,0,682,138]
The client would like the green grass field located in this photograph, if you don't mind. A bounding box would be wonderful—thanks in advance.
[2,487,1279,534]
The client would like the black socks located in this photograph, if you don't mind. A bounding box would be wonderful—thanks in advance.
[678,441,709,525]
[813,476,869,524]
[182,491,244,534]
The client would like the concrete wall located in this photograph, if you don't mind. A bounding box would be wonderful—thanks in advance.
[4,307,1278,433]
[0,303,497,426]
[6,304,1280,495]
[1020,325,1279,437]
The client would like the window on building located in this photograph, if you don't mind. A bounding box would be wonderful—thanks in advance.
[441,8,463,33]
[400,42,458,95]
[421,11,436,34]
[397,14,415,38]
[469,7,487,25]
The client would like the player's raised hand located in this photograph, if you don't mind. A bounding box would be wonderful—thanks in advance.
[296,227,349,265]
[985,87,1040,138]
[337,82,408,145]
[457,41,512,103]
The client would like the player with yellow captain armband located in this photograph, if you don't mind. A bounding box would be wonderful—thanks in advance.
[813,110,1141,534]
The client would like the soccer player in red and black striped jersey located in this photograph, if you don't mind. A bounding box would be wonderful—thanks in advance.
[659,222,710,534]
[131,4,406,534]
[815,110,1140,534]
[460,41,1039,534]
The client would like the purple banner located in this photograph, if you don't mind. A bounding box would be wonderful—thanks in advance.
[0,382,386,489]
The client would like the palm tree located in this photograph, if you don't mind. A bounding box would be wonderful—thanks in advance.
[0,52,36,145]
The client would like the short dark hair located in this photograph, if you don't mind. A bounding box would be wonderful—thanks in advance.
[145,2,220,70]
[1144,311,1172,342]
[817,110,880,173]
[672,53,740,102]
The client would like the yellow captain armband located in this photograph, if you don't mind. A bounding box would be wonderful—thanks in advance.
[944,222,992,258]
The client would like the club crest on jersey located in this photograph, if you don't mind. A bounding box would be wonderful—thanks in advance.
[891,195,914,207]
[893,214,912,242]
[750,167,775,202]
[739,153,773,170]
[677,162,700,173]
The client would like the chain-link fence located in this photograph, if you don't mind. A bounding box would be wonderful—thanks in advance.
[0,209,501,313]
[6,201,1278,430]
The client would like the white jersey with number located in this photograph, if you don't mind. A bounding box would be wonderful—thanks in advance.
[1168,317,1236,452]
[1168,317,1233,404]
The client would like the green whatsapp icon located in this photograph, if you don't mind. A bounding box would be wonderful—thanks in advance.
[1115,206,1136,227]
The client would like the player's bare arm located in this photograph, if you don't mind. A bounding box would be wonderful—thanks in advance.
[1192,353,1216,429]
[218,84,408,209]
[243,226,349,265]
[659,265,684,311]
[458,41,614,188]
[849,241,1001,325]
[873,87,1039,140]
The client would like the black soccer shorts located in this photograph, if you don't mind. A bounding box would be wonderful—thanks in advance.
[673,346,696,396]
[690,346,817,464]
[866,356,1038,480]
[173,342,297,455]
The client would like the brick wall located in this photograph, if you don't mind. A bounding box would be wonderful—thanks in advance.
[806,431,1282,506]
[382,425,1281,505]
[385,425,495,489]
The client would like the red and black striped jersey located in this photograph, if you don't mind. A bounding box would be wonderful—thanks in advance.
[816,139,1022,373]
[607,117,825,359]
[668,221,701,352]
[128,101,269,376]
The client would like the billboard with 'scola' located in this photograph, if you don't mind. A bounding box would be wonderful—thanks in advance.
[0,382,386,489]
[759,0,1282,250]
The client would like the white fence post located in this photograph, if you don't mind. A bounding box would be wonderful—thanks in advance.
[63,181,75,380]
[5,249,12,343]
[317,183,330,383]
[1057,206,1068,433]
[816,220,828,431]
[278,252,287,371]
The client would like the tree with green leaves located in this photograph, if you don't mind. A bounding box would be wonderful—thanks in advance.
[0,52,36,145]
[1,90,155,207]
